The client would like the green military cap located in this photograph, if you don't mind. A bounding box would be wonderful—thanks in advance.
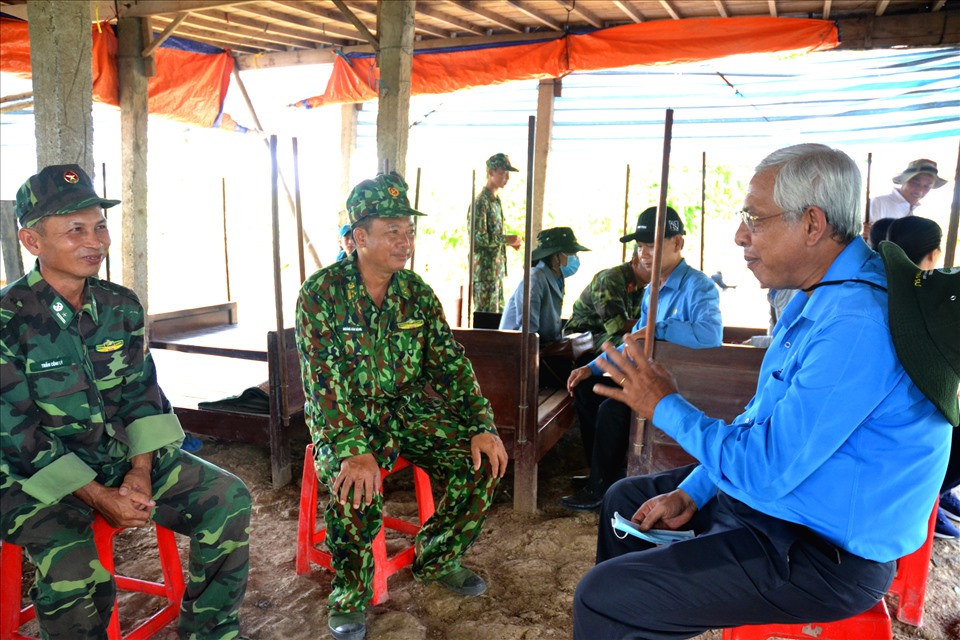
[15,164,120,229]
[486,153,519,172]
[346,171,425,227]
[531,226,590,262]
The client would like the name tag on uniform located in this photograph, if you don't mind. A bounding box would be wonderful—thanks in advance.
[95,338,124,353]
[342,326,363,333]
[397,319,423,330]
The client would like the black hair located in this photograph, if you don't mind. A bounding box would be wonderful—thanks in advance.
[868,217,895,250]
[886,216,942,265]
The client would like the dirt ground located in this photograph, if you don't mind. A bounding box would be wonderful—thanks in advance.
[15,428,960,640]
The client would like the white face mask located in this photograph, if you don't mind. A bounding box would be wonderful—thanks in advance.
[560,254,580,278]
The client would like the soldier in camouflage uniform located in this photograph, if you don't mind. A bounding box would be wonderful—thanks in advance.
[0,165,250,640]
[564,245,650,354]
[297,172,508,640]
[471,153,523,313]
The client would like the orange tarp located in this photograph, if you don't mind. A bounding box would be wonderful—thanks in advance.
[298,17,838,108]
[1,18,233,128]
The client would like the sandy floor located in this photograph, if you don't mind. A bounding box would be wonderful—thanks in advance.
[13,428,960,640]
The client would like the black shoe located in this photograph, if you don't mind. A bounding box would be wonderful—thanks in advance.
[560,485,606,512]
[328,611,366,640]
[569,475,590,490]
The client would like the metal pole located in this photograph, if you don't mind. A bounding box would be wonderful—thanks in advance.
[466,169,476,327]
[293,137,306,283]
[410,166,421,271]
[222,177,231,301]
[700,151,706,272]
[622,164,630,263]
[101,162,111,281]
[269,135,289,428]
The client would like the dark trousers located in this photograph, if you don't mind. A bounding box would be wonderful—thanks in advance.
[942,424,960,493]
[573,465,895,640]
[574,376,632,489]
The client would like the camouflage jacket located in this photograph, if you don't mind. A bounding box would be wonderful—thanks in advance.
[0,263,184,510]
[296,253,496,462]
[471,187,508,284]
[565,262,644,348]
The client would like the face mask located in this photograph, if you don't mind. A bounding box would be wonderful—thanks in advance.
[560,254,580,278]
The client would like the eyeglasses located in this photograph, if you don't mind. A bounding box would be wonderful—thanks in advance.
[739,209,786,233]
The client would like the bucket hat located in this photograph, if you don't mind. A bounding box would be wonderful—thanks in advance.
[15,164,120,228]
[879,241,959,426]
[892,159,947,189]
[531,227,589,262]
[620,206,684,244]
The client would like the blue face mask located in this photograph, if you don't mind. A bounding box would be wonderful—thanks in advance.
[560,254,580,278]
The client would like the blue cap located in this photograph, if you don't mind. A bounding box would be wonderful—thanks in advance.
[339,224,352,237]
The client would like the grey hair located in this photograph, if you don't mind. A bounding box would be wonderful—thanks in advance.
[755,143,862,244]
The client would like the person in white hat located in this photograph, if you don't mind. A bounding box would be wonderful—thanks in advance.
[868,158,948,225]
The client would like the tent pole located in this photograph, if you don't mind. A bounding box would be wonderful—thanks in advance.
[410,167,421,272]
[945,141,959,268]
[292,137,306,283]
[700,151,706,272]
[622,164,630,263]
[862,152,873,240]
[101,162,111,282]
[466,170,476,327]
[269,135,289,428]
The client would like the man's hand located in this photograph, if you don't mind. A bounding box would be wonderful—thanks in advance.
[74,481,153,528]
[592,334,678,418]
[630,489,698,531]
[119,452,154,513]
[505,234,523,251]
[333,453,381,509]
[471,432,508,478]
[566,365,592,396]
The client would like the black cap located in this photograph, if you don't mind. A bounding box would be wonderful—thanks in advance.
[620,206,684,243]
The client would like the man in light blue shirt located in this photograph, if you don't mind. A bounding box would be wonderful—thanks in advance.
[573,144,954,639]
[561,206,721,511]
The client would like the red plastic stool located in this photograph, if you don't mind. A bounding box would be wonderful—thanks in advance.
[0,515,185,640]
[296,443,436,605]
[722,498,939,640]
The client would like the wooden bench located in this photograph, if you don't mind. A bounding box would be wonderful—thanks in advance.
[452,328,583,513]
[629,340,766,476]
[148,305,304,489]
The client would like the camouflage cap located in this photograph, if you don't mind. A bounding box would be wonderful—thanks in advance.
[15,164,120,228]
[486,153,519,172]
[346,172,425,226]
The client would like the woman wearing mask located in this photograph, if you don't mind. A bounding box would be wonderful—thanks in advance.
[500,226,589,343]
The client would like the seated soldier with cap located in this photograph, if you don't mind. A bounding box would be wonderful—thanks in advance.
[336,221,356,262]
[562,206,722,512]
[499,226,590,344]
[1,165,251,640]
[296,172,508,640]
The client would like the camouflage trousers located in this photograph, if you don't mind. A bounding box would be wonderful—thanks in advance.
[312,401,501,614]
[2,446,250,640]
[472,277,503,314]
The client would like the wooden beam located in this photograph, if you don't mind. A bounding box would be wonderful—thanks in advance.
[445,0,524,33]
[330,0,379,47]
[140,17,157,76]
[659,1,681,20]
[554,0,602,29]
[232,5,359,43]
[268,1,371,41]
[235,28,564,69]
[822,0,832,20]
[876,0,890,16]
[504,0,563,30]
[103,0,257,19]
[713,0,728,19]
[415,3,486,36]
[178,11,328,48]
[933,0,947,10]
[768,1,778,18]
[150,20,271,52]
[612,0,645,23]
[142,12,188,57]
[835,10,960,49]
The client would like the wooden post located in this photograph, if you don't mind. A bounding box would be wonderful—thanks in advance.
[628,109,674,477]
[293,137,306,283]
[945,141,959,268]
[467,170,476,327]
[0,201,23,284]
[376,0,414,177]
[269,135,291,488]
[515,115,537,513]
[622,164,631,263]
[222,177,231,301]
[862,152,873,240]
[532,78,557,239]
[409,167,421,272]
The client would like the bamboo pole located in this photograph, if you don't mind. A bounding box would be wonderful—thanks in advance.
[269,135,289,429]
[945,141,959,268]
[466,170,476,326]
[862,152,873,240]
[410,167,422,272]
[292,137,306,283]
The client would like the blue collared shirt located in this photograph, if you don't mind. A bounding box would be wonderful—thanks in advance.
[500,261,565,343]
[589,258,721,373]
[657,239,949,562]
